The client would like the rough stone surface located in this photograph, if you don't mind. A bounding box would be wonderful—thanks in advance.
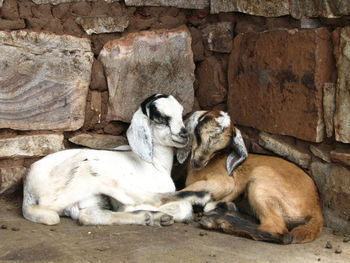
[90,58,108,91]
[0,30,93,131]
[83,90,103,130]
[196,56,226,109]
[290,0,350,19]
[68,133,127,149]
[311,161,350,234]
[75,15,129,35]
[258,132,311,169]
[331,147,350,167]
[32,0,96,5]
[210,0,289,17]
[0,167,27,194]
[228,28,335,143]
[323,83,336,138]
[99,26,195,122]
[334,27,350,143]
[309,144,333,163]
[125,0,209,9]
[201,22,233,53]
[0,0,3,8]
[0,134,65,158]
[0,18,25,30]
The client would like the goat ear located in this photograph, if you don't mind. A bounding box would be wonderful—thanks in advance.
[127,108,153,163]
[176,111,207,164]
[226,128,248,176]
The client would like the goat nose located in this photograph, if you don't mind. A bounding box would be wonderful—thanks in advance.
[179,128,188,139]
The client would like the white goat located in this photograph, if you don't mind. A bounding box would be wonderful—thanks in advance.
[22,94,211,226]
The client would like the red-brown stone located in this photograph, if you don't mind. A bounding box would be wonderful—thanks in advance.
[228,28,336,142]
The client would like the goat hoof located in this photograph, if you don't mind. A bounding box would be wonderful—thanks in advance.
[199,217,216,229]
[160,214,174,226]
[145,211,174,227]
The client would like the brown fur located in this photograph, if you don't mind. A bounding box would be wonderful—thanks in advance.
[182,111,323,244]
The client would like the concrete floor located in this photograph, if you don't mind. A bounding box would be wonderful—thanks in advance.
[0,196,349,263]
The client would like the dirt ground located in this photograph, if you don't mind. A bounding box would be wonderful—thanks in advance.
[0,196,349,263]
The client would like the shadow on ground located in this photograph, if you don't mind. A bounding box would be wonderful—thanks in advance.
[0,196,349,263]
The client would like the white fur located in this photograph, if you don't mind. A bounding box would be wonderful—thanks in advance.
[215,111,231,129]
[22,95,211,226]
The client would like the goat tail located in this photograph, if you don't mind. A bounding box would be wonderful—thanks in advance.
[199,213,293,244]
[289,209,324,244]
[22,187,60,225]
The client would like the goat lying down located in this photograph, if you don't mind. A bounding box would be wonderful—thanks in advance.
[22,94,211,226]
[177,110,323,244]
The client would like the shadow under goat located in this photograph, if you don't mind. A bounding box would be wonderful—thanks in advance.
[176,110,323,244]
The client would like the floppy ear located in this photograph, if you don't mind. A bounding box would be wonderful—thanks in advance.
[176,111,207,164]
[226,128,248,176]
[127,108,153,163]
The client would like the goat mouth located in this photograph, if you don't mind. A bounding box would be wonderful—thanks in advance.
[172,138,188,146]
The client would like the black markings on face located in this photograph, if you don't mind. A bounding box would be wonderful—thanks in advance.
[141,94,169,116]
[175,191,208,199]
[149,103,170,125]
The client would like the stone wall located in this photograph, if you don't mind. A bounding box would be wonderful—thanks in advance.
[0,0,349,233]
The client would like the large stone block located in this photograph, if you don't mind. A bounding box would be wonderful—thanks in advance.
[0,31,93,131]
[0,134,65,158]
[228,28,335,142]
[125,0,209,9]
[99,26,195,122]
[334,27,350,143]
[290,0,350,19]
[201,22,233,53]
[75,15,129,35]
[311,162,350,234]
[258,132,311,169]
[0,166,27,194]
[69,133,127,149]
[210,0,289,17]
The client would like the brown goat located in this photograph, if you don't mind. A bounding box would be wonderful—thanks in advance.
[177,110,323,244]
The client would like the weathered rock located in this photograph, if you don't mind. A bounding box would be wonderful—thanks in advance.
[1,0,19,19]
[0,166,27,194]
[68,133,127,149]
[331,147,350,167]
[258,132,311,169]
[0,0,3,8]
[125,0,209,9]
[311,162,350,234]
[0,18,25,30]
[90,58,108,91]
[210,0,289,17]
[228,28,335,142]
[309,144,333,163]
[201,22,233,53]
[76,15,129,35]
[99,26,195,122]
[0,134,65,158]
[334,27,350,143]
[103,121,128,135]
[189,26,205,62]
[323,83,336,138]
[196,56,226,109]
[32,0,96,5]
[83,90,103,130]
[0,31,93,131]
[290,0,350,19]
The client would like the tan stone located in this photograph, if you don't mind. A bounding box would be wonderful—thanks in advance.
[68,133,127,149]
[323,83,336,138]
[0,166,27,194]
[99,26,195,122]
[228,28,335,142]
[330,147,350,167]
[334,27,350,143]
[90,58,108,91]
[0,134,65,158]
[75,15,129,35]
[0,19,25,30]
[258,132,311,169]
[0,31,93,131]
[125,0,209,9]
[311,162,350,234]
[309,144,333,163]
[210,0,289,17]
